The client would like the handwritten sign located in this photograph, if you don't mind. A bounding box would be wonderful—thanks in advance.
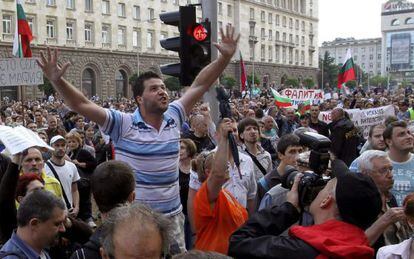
[280,88,324,108]
[0,58,44,87]
[319,105,395,138]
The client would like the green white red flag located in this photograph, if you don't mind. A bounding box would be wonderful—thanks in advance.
[240,51,247,92]
[337,49,356,88]
[299,100,311,114]
[271,88,292,108]
[12,0,33,57]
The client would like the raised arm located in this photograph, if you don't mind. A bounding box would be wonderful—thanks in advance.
[37,48,107,126]
[206,118,231,203]
[180,25,240,114]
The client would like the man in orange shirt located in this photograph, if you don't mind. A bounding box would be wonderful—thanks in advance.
[193,118,248,254]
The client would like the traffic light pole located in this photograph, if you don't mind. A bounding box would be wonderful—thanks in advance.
[201,0,220,124]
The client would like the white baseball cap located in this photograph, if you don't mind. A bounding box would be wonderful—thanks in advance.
[50,135,66,145]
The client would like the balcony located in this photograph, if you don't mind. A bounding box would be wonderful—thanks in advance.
[309,45,316,52]
[249,35,258,44]
[102,43,111,49]
[2,33,13,42]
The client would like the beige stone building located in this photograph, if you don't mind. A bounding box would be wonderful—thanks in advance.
[0,0,318,99]
[320,37,382,76]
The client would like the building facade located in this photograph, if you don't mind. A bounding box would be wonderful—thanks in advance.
[0,0,319,100]
[381,0,414,83]
[319,37,382,76]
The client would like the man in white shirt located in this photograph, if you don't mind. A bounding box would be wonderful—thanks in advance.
[45,135,80,217]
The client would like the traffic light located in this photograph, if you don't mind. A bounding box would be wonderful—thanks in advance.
[159,6,211,86]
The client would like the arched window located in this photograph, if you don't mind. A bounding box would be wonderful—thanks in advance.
[115,70,128,98]
[82,68,96,98]
[391,19,400,26]
[406,18,414,24]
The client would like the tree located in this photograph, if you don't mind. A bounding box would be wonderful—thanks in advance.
[318,51,339,89]
[220,75,236,89]
[38,77,55,96]
[303,78,315,88]
[247,74,260,86]
[284,77,299,87]
[164,77,181,92]
[369,75,388,88]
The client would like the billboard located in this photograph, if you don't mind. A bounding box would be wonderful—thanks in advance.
[391,33,411,65]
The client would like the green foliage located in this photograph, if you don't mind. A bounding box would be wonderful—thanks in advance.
[221,75,236,89]
[303,78,315,88]
[369,75,388,87]
[345,80,357,88]
[284,77,299,87]
[129,73,139,86]
[164,77,181,92]
[38,77,55,96]
[318,51,339,88]
[247,74,260,86]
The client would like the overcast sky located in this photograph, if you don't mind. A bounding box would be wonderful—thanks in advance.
[318,0,384,45]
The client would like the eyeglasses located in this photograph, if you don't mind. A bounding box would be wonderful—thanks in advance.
[373,166,393,175]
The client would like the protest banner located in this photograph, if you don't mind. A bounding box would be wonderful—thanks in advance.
[0,58,43,87]
[319,105,395,138]
[280,88,324,108]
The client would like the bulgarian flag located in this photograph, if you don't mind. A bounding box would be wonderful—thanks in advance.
[12,0,33,58]
[337,49,356,89]
[271,88,292,108]
[299,100,311,114]
[240,51,247,92]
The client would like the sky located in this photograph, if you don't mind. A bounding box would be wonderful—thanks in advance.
[318,0,384,45]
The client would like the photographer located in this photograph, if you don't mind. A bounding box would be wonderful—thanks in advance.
[228,159,382,259]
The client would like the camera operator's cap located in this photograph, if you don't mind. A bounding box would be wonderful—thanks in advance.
[50,135,66,145]
[332,159,382,230]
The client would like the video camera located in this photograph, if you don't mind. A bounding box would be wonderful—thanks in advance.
[282,132,332,208]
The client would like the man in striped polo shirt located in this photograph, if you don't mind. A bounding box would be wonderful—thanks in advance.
[38,24,240,253]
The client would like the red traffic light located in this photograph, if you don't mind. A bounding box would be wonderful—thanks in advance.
[193,24,208,42]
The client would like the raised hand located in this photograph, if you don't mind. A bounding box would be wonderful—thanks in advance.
[36,47,71,83]
[214,24,240,60]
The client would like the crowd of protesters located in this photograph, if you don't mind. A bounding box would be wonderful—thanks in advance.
[1,24,414,258]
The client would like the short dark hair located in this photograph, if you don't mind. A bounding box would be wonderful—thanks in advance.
[132,71,162,98]
[17,190,65,227]
[91,161,135,213]
[277,134,301,155]
[383,121,408,141]
[237,118,259,141]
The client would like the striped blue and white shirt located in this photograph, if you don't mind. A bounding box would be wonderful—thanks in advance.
[100,101,185,216]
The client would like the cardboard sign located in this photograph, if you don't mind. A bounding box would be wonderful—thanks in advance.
[281,88,324,108]
[0,58,44,86]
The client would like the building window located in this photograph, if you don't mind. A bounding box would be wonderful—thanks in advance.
[115,70,127,98]
[282,47,286,63]
[27,17,35,35]
[295,49,299,64]
[249,25,254,36]
[282,16,286,27]
[369,54,373,60]
[173,0,179,5]
[84,23,93,42]
[275,46,280,62]
[295,19,299,30]
[46,19,56,38]
[281,0,286,8]
[147,31,154,49]
[261,28,265,39]
[268,13,272,24]
[301,50,305,65]
[118,3,126,17]
[377,53,381,59]
[275,0,279,7]
[46,0,56,6]
[301,36,305,46]
[227,4,232,17]
[289,18,293,28]
[148,8,155,20]
[354,56,358,61]
[82,68,96,97]
[66,21,75,40]
[250,8,254,20]
[295,35,299,44]
[102,24,110,43]
[288,0,292,10]
[391,19,400,26]
[276,31,280,41]
[218,2,222,15]
[269,30,272,40]
[261,45,265,61]
[85,0,93,12]
[133,5,140,20]
[276,15,280,26]
[289,34,293,43]
[406,18,414,24]
[133,29,141,48]
[294,0,299,11]
[282,32,286,42]
[118,26,126,45]
[289,48,292,64]
[102,0,110,14]
[261,11,265,22]
[268,46,273,61]
[2,14,12,34]
[301,21,305,32]
[67,0,75,9]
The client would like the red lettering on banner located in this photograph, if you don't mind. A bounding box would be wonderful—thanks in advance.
[284,89,292,98]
